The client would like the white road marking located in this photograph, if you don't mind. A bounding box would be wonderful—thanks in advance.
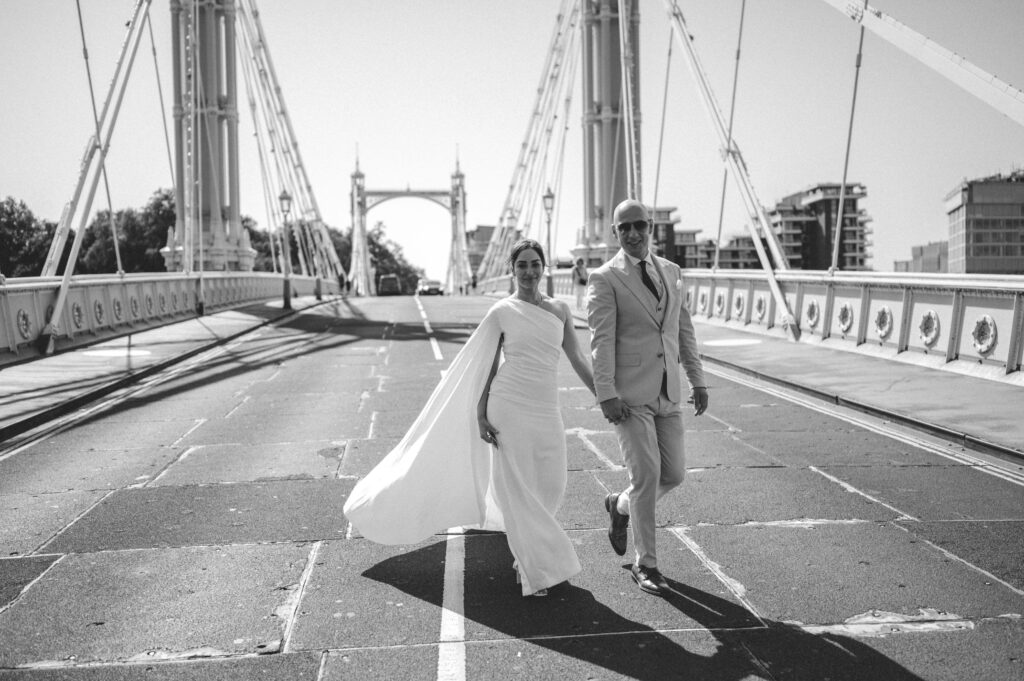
[670,527,765,625]
[437,528,467,681]
[282,541,323,653]
[809,465,918,521]
[566,427,624,470]
[415,297,445,361]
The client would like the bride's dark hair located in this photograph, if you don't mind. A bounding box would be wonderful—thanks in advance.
[508,238,546,267]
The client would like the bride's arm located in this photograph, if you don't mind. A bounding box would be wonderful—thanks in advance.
[558,302,596,396]
[476,333,504,445]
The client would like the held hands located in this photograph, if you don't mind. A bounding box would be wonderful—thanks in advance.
[600,397,631,425]
[688,386,709,416]
[477,413,499,447]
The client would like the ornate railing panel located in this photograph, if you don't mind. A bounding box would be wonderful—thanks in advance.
[682,270,1024,381]
[1,272,338,367]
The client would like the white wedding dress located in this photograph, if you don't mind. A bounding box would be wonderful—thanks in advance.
[343,297,581,595]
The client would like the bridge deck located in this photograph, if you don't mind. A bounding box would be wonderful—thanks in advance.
[0,294,1021,679]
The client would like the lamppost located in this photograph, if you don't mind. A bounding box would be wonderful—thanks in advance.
[543,187,555,297]
[278,189,293,311]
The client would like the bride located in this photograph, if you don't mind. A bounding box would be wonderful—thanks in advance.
[344,239,596,597]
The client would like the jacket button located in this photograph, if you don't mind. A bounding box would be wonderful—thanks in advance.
[657,352,664,358]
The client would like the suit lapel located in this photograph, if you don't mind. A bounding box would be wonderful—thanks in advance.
[650,256,674,322]
[609,251,660,321]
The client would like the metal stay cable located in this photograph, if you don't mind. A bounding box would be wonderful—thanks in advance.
[651,27,673,213]
[74,0,124,275]
[145,12,175,189]
[713,0,747,270]
[829,0,868,272]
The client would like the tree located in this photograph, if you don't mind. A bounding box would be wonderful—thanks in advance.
[0,197,74,277]
[367,221,424,293]
[1,197,41,277]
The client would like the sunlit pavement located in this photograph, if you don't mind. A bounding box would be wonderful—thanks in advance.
[0,294,1021,680]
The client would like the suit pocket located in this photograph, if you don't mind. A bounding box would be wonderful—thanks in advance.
[616,353,641,367]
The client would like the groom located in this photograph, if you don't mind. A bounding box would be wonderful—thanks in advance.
[587,199,708,596]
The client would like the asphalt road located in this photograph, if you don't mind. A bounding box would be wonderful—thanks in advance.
[0,294,1021,680]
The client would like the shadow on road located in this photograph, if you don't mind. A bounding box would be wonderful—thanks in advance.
[364,536,925,681]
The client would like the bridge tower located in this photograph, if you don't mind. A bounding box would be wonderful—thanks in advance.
[348,161,471,296]
[577,0,641,263]
[162,0,256,273]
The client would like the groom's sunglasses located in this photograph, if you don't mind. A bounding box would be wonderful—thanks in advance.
[615,220,650,233]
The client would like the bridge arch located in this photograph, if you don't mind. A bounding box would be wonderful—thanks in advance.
[348,162,470,296]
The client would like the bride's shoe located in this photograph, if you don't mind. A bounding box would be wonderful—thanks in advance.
[525,588,548,598]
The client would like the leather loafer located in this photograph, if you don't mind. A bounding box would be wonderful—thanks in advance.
[630,564,668,596]
[604,492,629,556]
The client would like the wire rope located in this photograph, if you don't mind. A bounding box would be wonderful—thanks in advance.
[74,0,124,275]
[145,12,175,189]
[830,0,868,272]
[713,0,747,270]
[651,27,673,217]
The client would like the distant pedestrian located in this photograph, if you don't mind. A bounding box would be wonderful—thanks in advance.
[571,258,588,310]
[471,273,478,293]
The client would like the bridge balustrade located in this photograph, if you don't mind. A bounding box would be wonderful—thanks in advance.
[0,272,337,367]
[480,269,1023,381]
[684,270,1024,381]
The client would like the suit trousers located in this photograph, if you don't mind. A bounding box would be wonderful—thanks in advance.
[615,383,685,568]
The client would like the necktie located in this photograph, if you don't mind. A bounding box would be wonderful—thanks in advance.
[638,260,660,301]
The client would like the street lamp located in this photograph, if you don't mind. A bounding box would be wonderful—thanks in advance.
[278,189,293,311]
[542,187,555,296]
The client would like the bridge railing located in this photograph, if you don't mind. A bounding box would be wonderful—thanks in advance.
[0,272,338,367]
[481,268,1024,381]
[683,269,1024,382]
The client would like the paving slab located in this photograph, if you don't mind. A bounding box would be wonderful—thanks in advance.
[819,464,1024,521]
[0,490,106,556]
[734,429,946,467]
[338,437,401,477]
[0,652,323,681]
[685,522,1024,624]
[41,479,354,553]
[895,519,1024,591]
[320,648,438,681]
[287,538,446,650]
[0,543,313,667]
[0,445,182,494]
[149,441,346,485]
[683,430,784,469]
[0,555,59,609]
[463,629,763,681]
[180,411,370,445]
[594,467,900,527]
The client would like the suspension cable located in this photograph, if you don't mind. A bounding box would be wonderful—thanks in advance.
[713,0,747,270]
[651,27,673,212]
[145,12,175,189]
[830,0,868,272]
[75,0,124,275]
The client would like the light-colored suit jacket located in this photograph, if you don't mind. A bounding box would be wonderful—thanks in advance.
[587,250,705,406]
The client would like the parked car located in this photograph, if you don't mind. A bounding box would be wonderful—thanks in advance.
[417,279,444,296]
[378,274,402,295]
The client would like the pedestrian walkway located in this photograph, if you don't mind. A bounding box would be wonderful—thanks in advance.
[0,296,342,444]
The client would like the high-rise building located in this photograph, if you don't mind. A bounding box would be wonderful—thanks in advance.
[767,183,872,270]
[894,241,948,273]
[945,170,1024,274]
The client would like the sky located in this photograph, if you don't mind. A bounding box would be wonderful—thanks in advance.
[2,0,1023,280]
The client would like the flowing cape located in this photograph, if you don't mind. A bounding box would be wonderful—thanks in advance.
[343,308,503,544]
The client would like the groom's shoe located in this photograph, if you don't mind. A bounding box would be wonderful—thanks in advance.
[604,493,629,556]
[630,564,668,596]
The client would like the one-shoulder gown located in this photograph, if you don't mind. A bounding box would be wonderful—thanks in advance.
[343,297,581,595]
